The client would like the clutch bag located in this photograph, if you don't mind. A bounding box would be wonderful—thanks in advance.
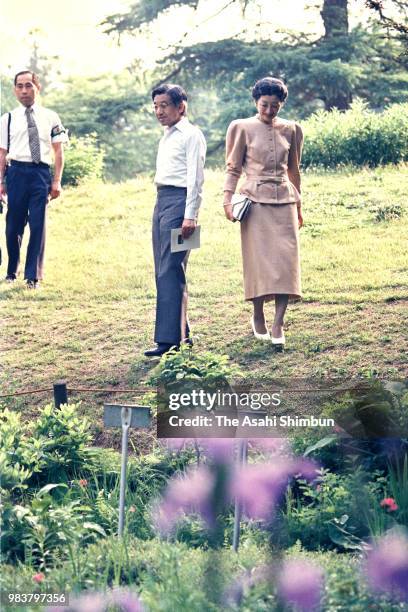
[231,193,251,222]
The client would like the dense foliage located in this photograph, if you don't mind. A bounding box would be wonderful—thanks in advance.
[2,1,407,182]
[1,350,408,609]
[0,405,185,566]
[302,101,408,168]
[63,136,105,186]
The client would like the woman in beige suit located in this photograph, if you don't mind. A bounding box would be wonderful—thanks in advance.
[223,77,303,350]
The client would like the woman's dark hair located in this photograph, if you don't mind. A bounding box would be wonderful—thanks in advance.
[151,84,188,106]
[252,77,288,102]
[14,70,40,88]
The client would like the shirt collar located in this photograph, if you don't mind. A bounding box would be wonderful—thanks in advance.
[18,102,39,114]
[165,116,190,133]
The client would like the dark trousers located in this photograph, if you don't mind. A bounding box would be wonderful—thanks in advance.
[152,186,190,346]
[5,162,51,281]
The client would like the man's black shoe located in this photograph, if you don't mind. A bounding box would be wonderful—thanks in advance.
[26,279,38,289]
[144,343,178,358]
[5,275,16,283]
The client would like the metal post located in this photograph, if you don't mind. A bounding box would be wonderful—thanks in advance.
[232,438,248,552]
[118,406,131,537]
[53,381,68,408]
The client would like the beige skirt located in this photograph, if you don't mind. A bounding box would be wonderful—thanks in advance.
[240,202,301,302]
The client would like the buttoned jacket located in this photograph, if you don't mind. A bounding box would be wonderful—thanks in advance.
[224,115,303,204]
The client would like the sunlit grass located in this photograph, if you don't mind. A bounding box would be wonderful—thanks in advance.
[1,165,407,425]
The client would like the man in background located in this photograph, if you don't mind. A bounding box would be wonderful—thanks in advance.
[144,84,206,357]
[0,70,68,288]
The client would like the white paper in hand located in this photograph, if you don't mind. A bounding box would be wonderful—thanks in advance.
[170,226,201,253]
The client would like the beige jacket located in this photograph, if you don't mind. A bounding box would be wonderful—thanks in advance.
[224,115,303,204]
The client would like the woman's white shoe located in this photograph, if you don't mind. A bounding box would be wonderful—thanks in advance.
[250,316,271,341]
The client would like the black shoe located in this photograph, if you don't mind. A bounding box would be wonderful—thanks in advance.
[5,275,16,283]
[144,343,178,358]
[26,279,38,289]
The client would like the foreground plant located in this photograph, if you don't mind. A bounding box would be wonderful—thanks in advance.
[364,529,408,601]
[154,439,318,532]
[277,559,325,611]
[47,588,144,612]
[153,438,320,607]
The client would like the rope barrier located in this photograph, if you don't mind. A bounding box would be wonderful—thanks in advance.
[0,387,53,398]
[67,387,150,394]
[0,386,150,400]
[0,383,371,401]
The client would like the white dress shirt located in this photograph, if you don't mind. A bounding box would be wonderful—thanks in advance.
[0,103,68,166]
[154,116,206,220]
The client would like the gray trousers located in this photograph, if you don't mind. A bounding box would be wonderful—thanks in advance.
[152,186,190,345]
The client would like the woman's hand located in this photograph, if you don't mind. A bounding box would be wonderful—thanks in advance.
[297,206,303,229]
[224,202,234,222]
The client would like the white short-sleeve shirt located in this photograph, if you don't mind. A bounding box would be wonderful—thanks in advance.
[0,103,68,166]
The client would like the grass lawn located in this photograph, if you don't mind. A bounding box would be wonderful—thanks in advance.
[1,165,407,446]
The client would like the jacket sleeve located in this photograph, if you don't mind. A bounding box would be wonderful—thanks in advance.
[224,120,247,193]
[287,122,303,196]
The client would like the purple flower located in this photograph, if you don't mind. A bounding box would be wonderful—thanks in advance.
[232,458,318,520]
[111,589,144,611]
[198,438,236,461]
[277,559,324,611]
[153,466,215,534]
[47,592,106,612]
[365,531,408,599]
[47,590,144,612]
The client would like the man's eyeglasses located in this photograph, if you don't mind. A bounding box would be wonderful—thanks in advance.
[153,102,174,111]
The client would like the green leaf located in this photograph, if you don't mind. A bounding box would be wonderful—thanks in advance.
[37,483,69,496]
[328,523,362,550]
[303,435,337,456]
[83,522,107,537]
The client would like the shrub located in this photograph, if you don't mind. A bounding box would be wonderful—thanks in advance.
[3,483,106,567]
[282,468,371,550]
[63,135,104,186]
[32,404,93,482]
[302,100,408,168]
[147,344,242,389]
[0,410,44,493]
[0,405,196,564]
[0,404,94,493]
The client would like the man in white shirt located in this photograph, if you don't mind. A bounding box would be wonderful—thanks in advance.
[0,71,68,288]
[144,84,206,357]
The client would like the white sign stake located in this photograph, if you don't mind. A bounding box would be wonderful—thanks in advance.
[103,404,151,537]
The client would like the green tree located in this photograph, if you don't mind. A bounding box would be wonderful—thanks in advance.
[44,74,159,180]
[0,75,16,114]
[103,0,407,114]
[365,0,408,47]
[26,30,61,95]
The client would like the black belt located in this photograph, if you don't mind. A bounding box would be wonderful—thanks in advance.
[10,160,50,168]
[157,185,187,191]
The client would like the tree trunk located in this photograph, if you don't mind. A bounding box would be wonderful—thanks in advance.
[321,0,349,38]
[320,0,351,110]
